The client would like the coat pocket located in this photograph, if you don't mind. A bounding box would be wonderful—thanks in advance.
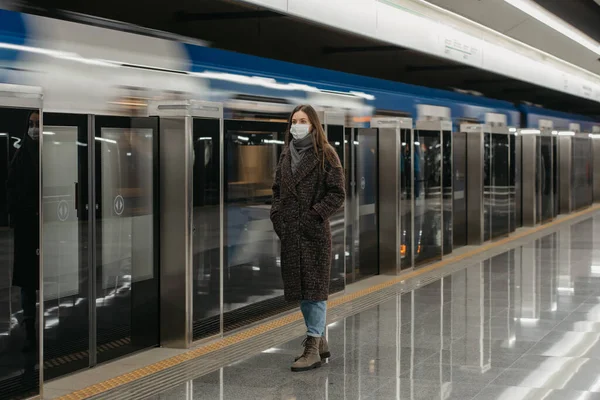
[300,214,324,240]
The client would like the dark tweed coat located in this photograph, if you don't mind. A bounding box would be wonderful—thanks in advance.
[270,144,345,302]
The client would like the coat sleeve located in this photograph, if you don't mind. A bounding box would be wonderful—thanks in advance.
[270,151,284,221]
[312,147,345,221]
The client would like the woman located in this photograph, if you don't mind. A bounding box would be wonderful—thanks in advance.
[8,111,40,352]
[270,105,345,372]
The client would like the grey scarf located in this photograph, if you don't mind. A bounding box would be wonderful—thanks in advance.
[290,134,314,174]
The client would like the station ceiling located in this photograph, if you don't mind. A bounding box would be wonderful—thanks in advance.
[13,0,600,116]
[426,0,600,76]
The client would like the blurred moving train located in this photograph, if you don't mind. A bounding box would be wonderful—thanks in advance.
[0,7,599,390]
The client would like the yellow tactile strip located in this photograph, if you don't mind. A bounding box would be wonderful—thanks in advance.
[54,204,600,400]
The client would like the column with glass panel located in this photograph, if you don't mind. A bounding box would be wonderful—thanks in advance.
[369,117,411,274]
[354,127,379,280]
[344,126,355,284]
[413,120,445,267]
[488,125,511,240]
[322,111,346,293]
[571,133,593,211]
[591,131,600,203]
[540,123,556,223]
[0,84,43,400]
[509,128,519,232]
[149,100,223,346]
[521,124,555,227]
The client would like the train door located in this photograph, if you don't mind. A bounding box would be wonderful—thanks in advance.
[323,112,346,293]
[413,121,444,267]
[41,111,159,379]
[0,85,42,400]
[354,128,379,280]
[452,132,467,248]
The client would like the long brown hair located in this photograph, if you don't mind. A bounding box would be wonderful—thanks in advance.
[285,104,338,169]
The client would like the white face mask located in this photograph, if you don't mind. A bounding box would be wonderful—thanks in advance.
[28,127,39,140]
[290,124,311,140]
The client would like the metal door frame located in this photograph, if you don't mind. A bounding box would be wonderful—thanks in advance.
[148,100,224,348]
[0,84,44,399]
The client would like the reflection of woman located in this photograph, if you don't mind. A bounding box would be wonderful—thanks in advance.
[270,105,345,372]
[7,111,40,352]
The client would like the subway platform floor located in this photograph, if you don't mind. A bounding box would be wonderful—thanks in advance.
[47,209,600,400]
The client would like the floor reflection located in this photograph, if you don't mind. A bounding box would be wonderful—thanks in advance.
[146,215,600,400]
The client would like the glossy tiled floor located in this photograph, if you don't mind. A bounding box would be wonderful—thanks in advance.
[127,216,600,399]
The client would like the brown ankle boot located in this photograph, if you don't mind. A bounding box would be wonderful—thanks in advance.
[295,336,330,361]
[291,336,322,372]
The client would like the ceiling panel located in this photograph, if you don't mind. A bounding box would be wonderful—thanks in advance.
[427,0,600,75]
[426,0,530,34]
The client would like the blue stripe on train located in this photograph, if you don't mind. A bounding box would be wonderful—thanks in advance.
[0,9,27,82]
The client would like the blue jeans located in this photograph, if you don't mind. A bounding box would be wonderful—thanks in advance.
[300,300,327,337]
